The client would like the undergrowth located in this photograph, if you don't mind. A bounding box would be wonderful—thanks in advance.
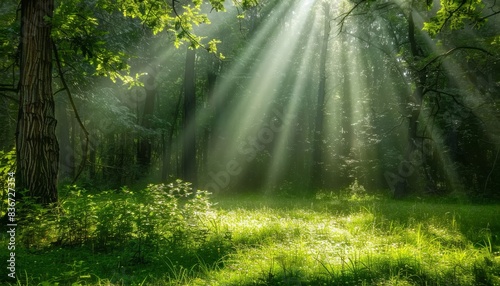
[0,183,499,285]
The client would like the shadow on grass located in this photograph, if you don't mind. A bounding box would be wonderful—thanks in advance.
[0,231,236,285]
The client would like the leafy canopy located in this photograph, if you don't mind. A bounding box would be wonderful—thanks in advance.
[48,0,258,85]
[423,0,487,36]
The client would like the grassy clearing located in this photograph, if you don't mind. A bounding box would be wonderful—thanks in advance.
[1,188,499,285]
[209,194,500,285]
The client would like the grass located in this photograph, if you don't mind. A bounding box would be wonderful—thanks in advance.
[1,188,499,285]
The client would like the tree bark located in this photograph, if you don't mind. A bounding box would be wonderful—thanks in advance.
[16,0,59,205]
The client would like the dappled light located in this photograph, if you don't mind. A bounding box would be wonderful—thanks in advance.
[0,0,499,284]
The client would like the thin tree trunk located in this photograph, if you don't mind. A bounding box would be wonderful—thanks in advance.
[16,0,59,205]
[395,10,431,197]
[56,97,73,180]
[311,3,331,190]
[201,70,217,176]
[137,72,156,172]
[338,34,353,189]
[182,48,197,185]
[161,86,182,182]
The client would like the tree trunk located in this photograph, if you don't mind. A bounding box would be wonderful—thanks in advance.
[56,97,73,180]
[162,87,182,182]
[182,48,197,185]
[137,72,156,172]
[338,33,353,189]
[395,10,431,197]
[201,70,217,176]
[311,3,331,190]
[407,11,425,147]
[16,0,59,205]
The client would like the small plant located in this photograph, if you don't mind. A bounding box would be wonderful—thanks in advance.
[17,190,58,249]
[58,185,98,246]
[347,179,368,201]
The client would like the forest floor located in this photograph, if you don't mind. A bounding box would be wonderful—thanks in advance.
[2,188,500,285]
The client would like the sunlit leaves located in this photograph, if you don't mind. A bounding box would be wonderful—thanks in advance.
[116,0,175,35]
[207,39,225,59]
[209,0,226,11]
[492,35,500,46]
[233,0,259,10]
[423,0,486,37]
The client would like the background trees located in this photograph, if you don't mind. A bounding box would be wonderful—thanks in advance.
[0,0,498,203]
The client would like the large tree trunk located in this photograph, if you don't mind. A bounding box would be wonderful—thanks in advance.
[16,0,59,205]
[182,48,197,185]
[311,3,331,189]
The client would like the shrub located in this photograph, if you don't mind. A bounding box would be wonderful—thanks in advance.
[18,180,221,256]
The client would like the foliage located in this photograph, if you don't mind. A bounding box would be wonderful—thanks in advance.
[16,180,225,261]
[16,190,59,250]
[5,193,499,285]
[0,148,15,216]
[423,0,487,36]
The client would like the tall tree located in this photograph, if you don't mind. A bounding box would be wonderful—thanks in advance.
[338,32,354,189]
[311,2,331,189]
[16,0,59,205]
[137,71,157,172]
[182,48,197,185]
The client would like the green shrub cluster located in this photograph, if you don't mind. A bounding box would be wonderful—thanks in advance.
[0,148,15,217]
[17,180,228,263]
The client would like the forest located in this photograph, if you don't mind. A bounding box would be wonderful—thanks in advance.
[0,0,499,284]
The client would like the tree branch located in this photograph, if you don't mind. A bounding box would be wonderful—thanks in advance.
[437,0,467,34]
[0,86,18,93]
[384,115,406,135]
[418,46,493,71]
[171,0,207,51]
[426,88,472,111]
[0,92,18,103]
[0,86,19,103]
[480,10,500,20]
[53,41,90,184]
[336,0,368,33]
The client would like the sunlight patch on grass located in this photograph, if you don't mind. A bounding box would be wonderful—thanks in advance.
[205,196,500,285]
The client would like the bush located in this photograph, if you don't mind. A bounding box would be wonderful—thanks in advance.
[13,180,235,285]
[19,180,221,257]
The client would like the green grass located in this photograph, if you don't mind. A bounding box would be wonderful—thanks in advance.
[1,189,500,285]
